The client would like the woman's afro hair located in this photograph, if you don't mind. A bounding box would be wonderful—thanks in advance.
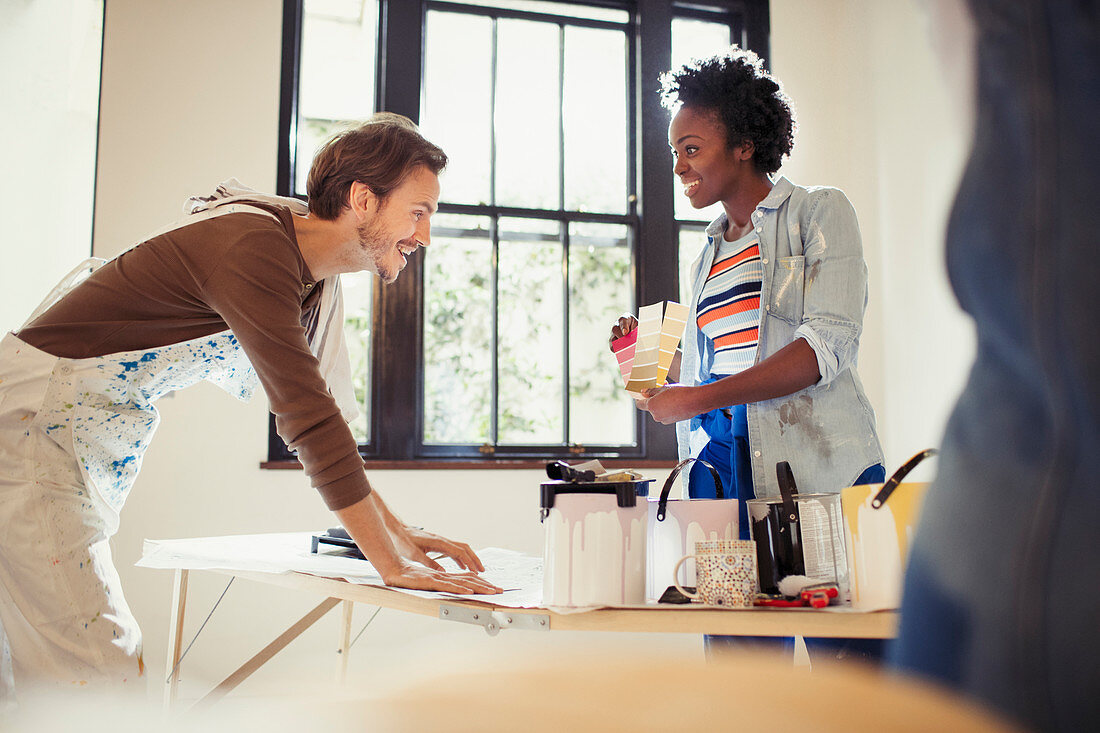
[660,46,796,174]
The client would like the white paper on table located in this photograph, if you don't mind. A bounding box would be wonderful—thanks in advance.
[137,532,545,608]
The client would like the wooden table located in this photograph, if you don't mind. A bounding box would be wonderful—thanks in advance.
[161,565,898,710]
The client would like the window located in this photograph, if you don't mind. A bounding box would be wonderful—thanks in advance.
[671,11,741,299]
[270,0,770,465]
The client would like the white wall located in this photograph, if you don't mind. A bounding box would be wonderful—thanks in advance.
[0,0,102,328]
[23,0,975,703]
[770,0,975,471]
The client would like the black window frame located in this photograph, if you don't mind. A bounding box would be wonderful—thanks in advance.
[268,0,770,466]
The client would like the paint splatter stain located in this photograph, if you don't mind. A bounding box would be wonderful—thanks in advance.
[777,395,832,459]
[117,352,159,373]
[108,455,137,474]
[807,259,822,284]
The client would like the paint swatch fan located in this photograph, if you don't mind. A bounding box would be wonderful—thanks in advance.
[611,301,689,394]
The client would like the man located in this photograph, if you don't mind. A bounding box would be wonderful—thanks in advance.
[0,112,500,696]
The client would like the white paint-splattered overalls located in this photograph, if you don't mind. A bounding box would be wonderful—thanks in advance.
[0,254,259,698]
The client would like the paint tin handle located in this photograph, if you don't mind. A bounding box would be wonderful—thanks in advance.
[656,458,724,521]
[871,449,938,509]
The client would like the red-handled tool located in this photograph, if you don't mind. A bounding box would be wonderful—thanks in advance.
[753,583,839,609]
[754,595,806,607]
[801,585,839,609]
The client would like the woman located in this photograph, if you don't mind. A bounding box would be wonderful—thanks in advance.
[612,47,884,660]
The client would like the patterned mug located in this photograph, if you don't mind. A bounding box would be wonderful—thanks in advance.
[673,539,758,607]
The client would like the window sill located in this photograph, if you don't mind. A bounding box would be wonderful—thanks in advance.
[260,458,678,471]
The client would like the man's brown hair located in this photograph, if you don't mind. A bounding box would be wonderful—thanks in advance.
[306,112,447,220]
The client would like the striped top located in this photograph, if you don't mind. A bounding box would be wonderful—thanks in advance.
[696,229,762,375]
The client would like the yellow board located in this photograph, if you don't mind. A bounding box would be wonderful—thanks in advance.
[840,481,930,611]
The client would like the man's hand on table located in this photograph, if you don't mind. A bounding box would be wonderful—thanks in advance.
[390,524,486,573]
[387,525,502,594]
[334,492,503,595]
[380,560,503,595]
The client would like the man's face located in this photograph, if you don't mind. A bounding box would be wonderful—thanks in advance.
[356,164,440,283]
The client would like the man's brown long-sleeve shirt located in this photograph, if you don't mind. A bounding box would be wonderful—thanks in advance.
[17,204,370,511]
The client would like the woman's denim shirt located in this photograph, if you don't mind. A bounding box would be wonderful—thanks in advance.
[675,177,884,498]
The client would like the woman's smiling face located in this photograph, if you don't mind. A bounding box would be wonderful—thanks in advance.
[668,105,753,210]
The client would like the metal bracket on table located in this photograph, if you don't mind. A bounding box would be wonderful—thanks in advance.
[438,604,550,636]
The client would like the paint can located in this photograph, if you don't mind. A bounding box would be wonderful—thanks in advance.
[841,449,935,610]
[540,477,653,607]
[646,458,739,602]
[747,462,850,600]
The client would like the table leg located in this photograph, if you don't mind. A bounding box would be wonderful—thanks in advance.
[337,600,354,683]
[191,596,341,711]
[164,568,189,709]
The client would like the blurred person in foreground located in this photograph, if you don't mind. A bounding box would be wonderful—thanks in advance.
[893,1,1099,731]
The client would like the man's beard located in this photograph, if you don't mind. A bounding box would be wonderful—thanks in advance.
[356,218,400,284]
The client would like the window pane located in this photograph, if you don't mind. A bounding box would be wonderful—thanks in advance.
[563,26,627,214]
[433,0,628,23]
[679,223,709,308]
[340,270,373,443]
[423,12,493,206]
[296,0,378,194]
[671,18,731,71]
[498,217,563,444]
[568,222,634,446]
[423,214,494,445]
[495,19,560,210]
[671,17,730,224]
